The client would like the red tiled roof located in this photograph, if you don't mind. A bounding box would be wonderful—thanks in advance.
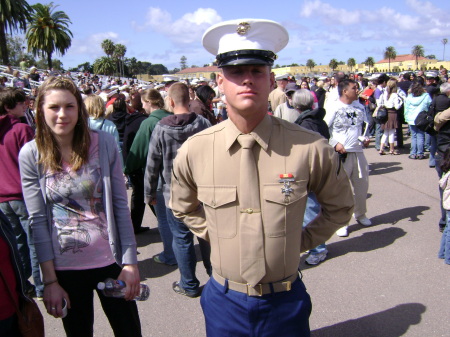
[377,54,429,64]
[176,66,220,74]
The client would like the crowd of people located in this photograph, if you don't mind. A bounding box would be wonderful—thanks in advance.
[1,18,450,336]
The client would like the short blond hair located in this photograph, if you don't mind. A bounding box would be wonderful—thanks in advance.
[84,94,106,119]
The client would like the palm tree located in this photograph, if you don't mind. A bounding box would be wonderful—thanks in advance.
[347,58,356,72]
[329,58,338,72]
[26,2,72,69]
[0,0,33,64]
[101,39,115,58]
[93,56,115,75]
[411,45,425,70]
[442,39,448,62]
[306,59,316,72]
[383,46,396,73]
[364,57,375,73]
[114,43,126,77]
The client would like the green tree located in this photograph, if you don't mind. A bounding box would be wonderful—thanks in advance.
[306,59,316,71]
[411,45,425,70]
[114,43,126,77]
[6,35,35,66]
[126,57,138,77]
[384,46,396,72]
[180,55,187,70]
[0,0,33,64]
[329,58,338,71]
[26,2,72,69]
[347,58,356,72]
[149,64,168,75]
[426,55,436,60]
[93,56,115,75]
[364,57,375,73]
[101,39,115,58]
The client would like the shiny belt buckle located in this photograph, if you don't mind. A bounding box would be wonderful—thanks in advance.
[247,283,263,296]
[285,281,292,291]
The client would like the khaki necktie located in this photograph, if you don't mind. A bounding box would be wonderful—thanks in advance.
[237,134,266,286]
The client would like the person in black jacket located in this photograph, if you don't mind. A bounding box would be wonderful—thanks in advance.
[293,89,331,265]
[433,82,450,232]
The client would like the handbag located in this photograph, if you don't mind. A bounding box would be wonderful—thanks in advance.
[0,268,45,337]
[373,105,388,123]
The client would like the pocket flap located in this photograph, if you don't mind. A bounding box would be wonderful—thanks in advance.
[263,181,307,205]
[198,185,237,209]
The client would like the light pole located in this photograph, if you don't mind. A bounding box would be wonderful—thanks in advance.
[443,38,448,61]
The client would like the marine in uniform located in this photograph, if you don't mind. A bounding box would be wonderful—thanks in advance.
[169,19,354,336]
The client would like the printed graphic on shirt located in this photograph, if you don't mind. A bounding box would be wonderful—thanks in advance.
[332,105,365,132]
[45,136,114,270]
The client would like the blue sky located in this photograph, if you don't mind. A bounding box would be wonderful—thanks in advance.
[26,0,450,70]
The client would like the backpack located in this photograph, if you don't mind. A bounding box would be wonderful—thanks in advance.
[414,103,436,135]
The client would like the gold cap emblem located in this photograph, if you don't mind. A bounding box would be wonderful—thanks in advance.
[236,22,251,36]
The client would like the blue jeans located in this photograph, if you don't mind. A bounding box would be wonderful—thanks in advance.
[428,134,437,167]
[409,125,425,156]
[435,153,447,229]
[375,122,384,150]
[302,193,327,254]
[438,211,450,264]
[153,190,176,265]
[0,200,43,296]
[166,208,199,293]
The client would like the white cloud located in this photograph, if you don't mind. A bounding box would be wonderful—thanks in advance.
[299,0,450,45]
[63,32,131,67]
[139,7,222,45]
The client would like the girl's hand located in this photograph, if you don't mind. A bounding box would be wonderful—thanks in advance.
[117,264,140,300]
[44,282,70,318]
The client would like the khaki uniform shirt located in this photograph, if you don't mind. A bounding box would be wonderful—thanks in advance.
[170,114,354,284]
[268,88,286,111]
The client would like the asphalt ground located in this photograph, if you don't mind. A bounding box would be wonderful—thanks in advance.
[36,130,449,337]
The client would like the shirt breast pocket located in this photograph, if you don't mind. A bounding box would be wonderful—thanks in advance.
[263,181,308,237]
[197,185,237,238]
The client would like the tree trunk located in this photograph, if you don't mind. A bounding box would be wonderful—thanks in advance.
[47,52,53,70]
[0,24,10,65]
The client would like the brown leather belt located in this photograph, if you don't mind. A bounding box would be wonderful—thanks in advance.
[212,270,298,297]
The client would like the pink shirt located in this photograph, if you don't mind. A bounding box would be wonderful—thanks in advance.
[46,133,115,270]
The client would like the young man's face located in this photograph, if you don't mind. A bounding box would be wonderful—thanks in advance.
[343,82,358,101]
[217,65,274,118]
[6,101,27,118]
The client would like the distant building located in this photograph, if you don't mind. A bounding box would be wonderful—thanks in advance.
[375,54,437,72]
[176,66,220,82]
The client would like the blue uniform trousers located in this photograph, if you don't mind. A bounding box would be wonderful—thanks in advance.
[200,275,312,337]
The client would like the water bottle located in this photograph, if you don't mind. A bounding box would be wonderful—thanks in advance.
[97,278,150,301]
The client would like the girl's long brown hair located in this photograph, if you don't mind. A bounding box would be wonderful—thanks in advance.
[35,76,91,172]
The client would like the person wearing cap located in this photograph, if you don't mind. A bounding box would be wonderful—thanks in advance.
[99,83,112,102]
[268,73,288,111]
[169,18,353,336]
[273,83,299,122]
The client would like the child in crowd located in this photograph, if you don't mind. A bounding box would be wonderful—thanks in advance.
[439,148,450,265]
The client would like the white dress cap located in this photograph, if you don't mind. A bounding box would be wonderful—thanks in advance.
[162,75,179,82]
[203,19,288,56]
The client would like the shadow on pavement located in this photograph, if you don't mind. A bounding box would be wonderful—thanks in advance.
[368,206,430,225]
[138,256,178,280]
[369,161,403,175]
[302,227,406,267]
[135,227,162,248]
[311,303,426,337]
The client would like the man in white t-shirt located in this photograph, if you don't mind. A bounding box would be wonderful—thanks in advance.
[325,79,372,237]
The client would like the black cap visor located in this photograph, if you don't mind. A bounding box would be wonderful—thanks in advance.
[216,49,277,68]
